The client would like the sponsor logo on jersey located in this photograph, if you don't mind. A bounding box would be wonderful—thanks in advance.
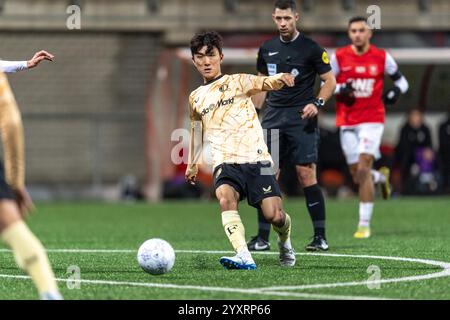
[200,97,234,117]
[356,66,366,73]
[267,63,277,76]
[268,51,279,56]
[369,65,378,76]
[322,51,330,64]
[219,83,230,92]
[348,78,375,98]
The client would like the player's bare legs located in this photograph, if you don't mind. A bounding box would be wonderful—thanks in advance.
[0,201,21,229]
[350,154,390,238]
[352,154,373,238]
[0,71,61,299]
[296,164,316,188]
[216,184,239,212]
[350,154,375,238]
[249,163,328,252]
[260,197,295,266]
[296,163,328,251]
[0,199,62,300]
[259,196,284,226]
[355,154,375,203]
[216,184,256,270]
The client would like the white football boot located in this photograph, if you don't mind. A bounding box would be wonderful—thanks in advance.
[219,250,257,270]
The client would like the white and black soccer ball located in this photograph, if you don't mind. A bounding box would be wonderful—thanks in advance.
[137,238,175,275]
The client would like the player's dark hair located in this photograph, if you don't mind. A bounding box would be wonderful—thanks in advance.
[348,16,368,26]
[190,31,223,57]
[274,0,297,12]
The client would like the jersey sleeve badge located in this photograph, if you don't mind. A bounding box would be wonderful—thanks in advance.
[322,51,330,64]
[267,63,277,76]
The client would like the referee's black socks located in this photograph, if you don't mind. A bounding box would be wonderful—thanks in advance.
[303,184,326,239]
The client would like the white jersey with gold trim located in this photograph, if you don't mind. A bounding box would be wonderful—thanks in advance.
[188,73,285,169]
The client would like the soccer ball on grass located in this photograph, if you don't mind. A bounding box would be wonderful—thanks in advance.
[137,238,175,275]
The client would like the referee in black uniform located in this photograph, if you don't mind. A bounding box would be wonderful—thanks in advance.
[247,0,336,251]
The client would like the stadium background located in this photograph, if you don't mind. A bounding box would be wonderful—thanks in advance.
[0,0,448,201]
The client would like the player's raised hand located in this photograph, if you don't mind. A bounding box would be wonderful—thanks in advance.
[300,103,319,119]
[27,50,55,69]
[13,187,36,218]
[280,73,295,87]
[185,165,198,185]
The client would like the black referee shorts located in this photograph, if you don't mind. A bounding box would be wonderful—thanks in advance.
[262,106,319,167]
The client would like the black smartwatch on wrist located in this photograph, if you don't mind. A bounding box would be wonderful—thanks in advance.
[313,98,325,109]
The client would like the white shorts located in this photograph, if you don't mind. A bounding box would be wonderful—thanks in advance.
[339,123,384,165]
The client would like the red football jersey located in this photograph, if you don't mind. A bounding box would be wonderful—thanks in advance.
[334,45,387,126]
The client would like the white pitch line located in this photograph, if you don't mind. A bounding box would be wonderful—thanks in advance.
[0,248,449,299]
[259,291,392,300]
[0,274,388,300]
[0,249,253,254]
[257,253,450,291]
[0,249,136,253]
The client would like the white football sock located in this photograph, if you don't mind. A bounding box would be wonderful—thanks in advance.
[237,247,251,256]
[279,238,293,250]
[359,202,374,227]
[237,249,254,264]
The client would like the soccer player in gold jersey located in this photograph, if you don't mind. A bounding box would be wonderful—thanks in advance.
[185,31,296,269]
[0,50,62,299]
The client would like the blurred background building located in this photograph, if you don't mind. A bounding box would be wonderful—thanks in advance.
[0,0,448,200]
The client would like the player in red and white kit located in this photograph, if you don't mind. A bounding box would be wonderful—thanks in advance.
[330,16,409,238]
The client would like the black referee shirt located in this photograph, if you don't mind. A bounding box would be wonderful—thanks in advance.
[257,33,331,108]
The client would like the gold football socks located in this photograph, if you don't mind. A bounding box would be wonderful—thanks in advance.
[221,210,248,254]
[1,221,62,299]
[272,213,292,245]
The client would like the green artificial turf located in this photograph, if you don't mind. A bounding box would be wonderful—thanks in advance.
[0,197,449,300]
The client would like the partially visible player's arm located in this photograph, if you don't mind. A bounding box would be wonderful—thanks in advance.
[262,73,295,90]
[0,50,54,73]
[185,98,203,185]
[245,73,295,97]
[0,61,28,73]
[251,48,279,109]
[316,70,336,103]
[251,73,268,110]
[302,47,336,119]
[329,53,354,96]
[383,53,409,105]
[0,73,34,215]
[302,70,336,119]
[0,73,25,190]
[329,53,341,94]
